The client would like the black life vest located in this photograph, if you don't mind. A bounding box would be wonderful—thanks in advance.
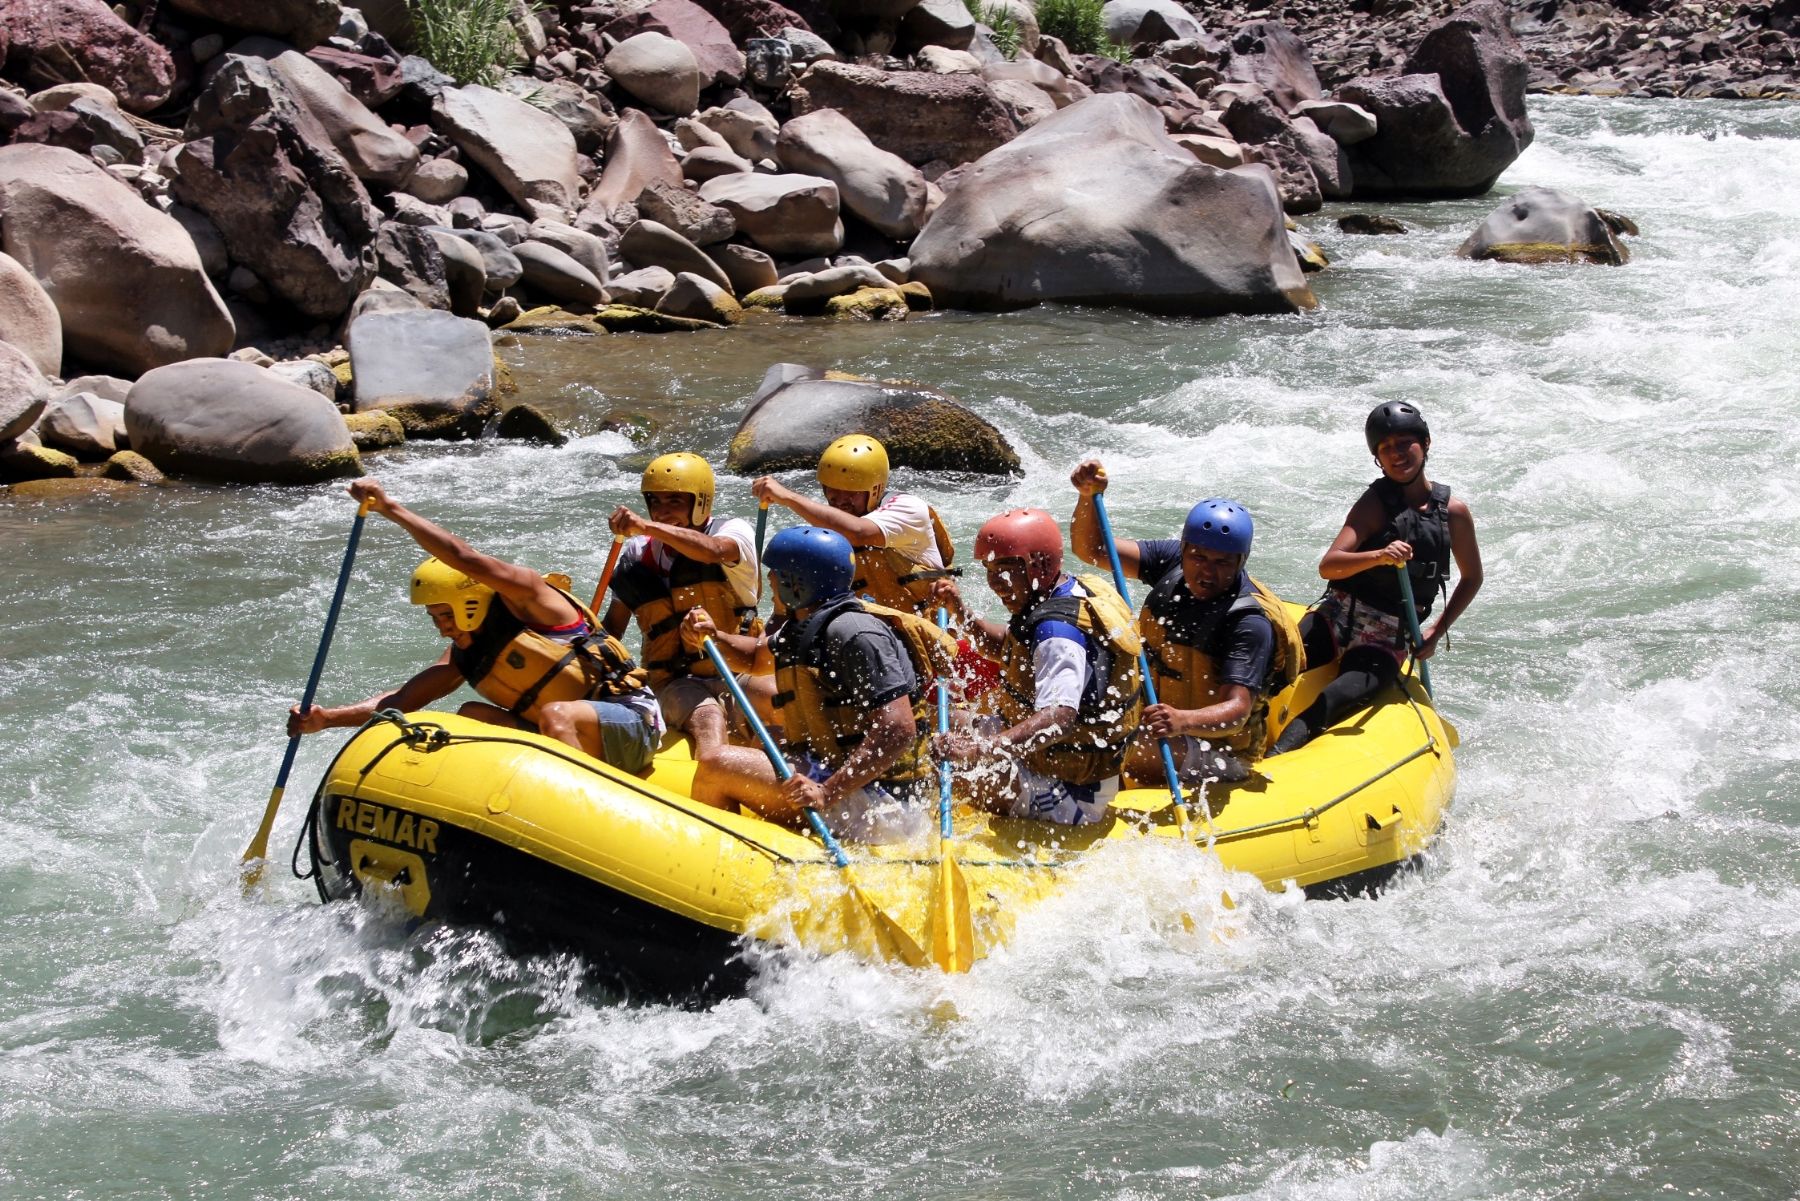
[1338,478,1452,619]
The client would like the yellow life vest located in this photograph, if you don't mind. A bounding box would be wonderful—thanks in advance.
[851,504,956,613]
[986,573,1144,786]
[451,585,648,726]
[615,548,762,687]
[1138,570,1302,761]
[772,597,959,785]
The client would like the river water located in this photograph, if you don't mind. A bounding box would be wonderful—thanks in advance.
[3,98,1797,1199]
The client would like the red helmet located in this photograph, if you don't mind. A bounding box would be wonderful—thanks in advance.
[974,508,1064,573]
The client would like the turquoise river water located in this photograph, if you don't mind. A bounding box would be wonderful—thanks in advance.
[2,98,1797,1198]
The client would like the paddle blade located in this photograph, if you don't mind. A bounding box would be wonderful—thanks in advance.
[842,869,929,968]
[926,850,976,973]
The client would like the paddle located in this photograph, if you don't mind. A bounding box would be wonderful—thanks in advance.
[588,538,624,612]
[699,637,928,968]
[1394,565,1433,696]
[243,497,372,888]
[1091,493,1204,841]
[753,499,770,561]
[925,607,975,973]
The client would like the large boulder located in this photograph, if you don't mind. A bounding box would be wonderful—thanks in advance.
[620,219,734,293]
[1337,0,1533,199]
[0,340,49,442]
[40,390,128,457]
[635,179,736,246]
[372,222,450,309]
[698,173,843,257]
[604,0,744,90]
[687,0,816,42]
[501,77,616,156]
[729,363,1019,476]
[235,42,420,188]
[789,62,1021,166]
[909,93,1313,315]
[0,145,234,375]
[1102,0,1207,46]
[513,241,608,305]
[605,32,704,117]
[431,85,584,216]
[900,0,976,51]
[1456,186,1631,265]
[167,0,341,49]
[348,309,499,438]
[0,251,61,376]
[582,110,684,219]
[777,109,931,240]
[171,55,379,322]
[1220,21,1322,113]
[125,359,361,484]
[6,0,175,113]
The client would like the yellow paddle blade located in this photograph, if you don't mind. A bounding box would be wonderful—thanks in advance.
[841,869,928,968]
[926,849,976,973]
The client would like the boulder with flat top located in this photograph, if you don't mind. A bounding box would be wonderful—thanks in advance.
[348,309,499,438]
[1456,186,1631,265]
[729,362,1019,476]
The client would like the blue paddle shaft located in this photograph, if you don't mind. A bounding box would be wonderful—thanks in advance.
[1394,566,1434,695]
[1091,494,1186,808]
[699,636,852,868]
[272,508,369,794]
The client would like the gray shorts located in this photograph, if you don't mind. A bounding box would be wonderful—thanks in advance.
[655,674,751,734]
[583,699,657,774]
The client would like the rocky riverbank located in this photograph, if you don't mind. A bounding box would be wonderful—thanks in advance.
[0,0,1786,490]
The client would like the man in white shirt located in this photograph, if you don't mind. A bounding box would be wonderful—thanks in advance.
[750,434,954,615]
[602,452,762,761]
[931,508,1143,826]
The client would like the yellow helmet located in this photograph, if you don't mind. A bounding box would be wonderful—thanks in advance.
[641,451,715,526]
[409,557,493,632]
[817,434,889,495]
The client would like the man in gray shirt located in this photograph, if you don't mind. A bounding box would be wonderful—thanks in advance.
[682,527,956,844]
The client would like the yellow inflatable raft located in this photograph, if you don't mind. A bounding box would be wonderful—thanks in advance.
[302,644,1457,1000]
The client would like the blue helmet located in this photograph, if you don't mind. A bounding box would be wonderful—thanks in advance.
[1181,498,1253,556]
[764,526,855,610]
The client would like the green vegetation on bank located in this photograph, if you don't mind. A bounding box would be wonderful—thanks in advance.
[406,0,523,86]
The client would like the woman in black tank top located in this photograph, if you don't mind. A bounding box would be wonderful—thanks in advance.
[1271,403,1484,754]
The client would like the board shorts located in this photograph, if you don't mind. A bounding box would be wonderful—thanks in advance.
[581,699,658,774]
[793,752,931,845]
[1314,588,1409,668]
[655,674,747,734]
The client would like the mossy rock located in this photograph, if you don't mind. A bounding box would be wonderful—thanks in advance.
[343,411,406,452]
[5,476,139,500]
[0,441,78,482]
[502,306,611,336]
[728,363,1020,477]
[897,281,934,311]
[496,403,569,447]
[592,305,721,334]
[824,286,909,321]
[740,286,788,310]
[102,451,166,483]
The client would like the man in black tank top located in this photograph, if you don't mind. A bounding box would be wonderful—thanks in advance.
[1271,402,1484,754]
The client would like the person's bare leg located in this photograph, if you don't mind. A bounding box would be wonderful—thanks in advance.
[689,744,792,819]
[685,696,729,761]
[537,700,600,757]
[459,701,528,729]
[738,672,780,732]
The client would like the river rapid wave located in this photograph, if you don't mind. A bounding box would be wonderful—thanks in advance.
[2,98,1797,1199]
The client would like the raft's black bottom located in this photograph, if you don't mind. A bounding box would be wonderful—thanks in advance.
[1302,853,1426,901]
[315,798,754,1004]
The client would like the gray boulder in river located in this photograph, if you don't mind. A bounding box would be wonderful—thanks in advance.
[0,144,234,375]
[125,359,361,484]
[1336,0,1533,199]
[908,93,1314,315]
[728,363,1020,477]
[348,309,499,439]
[1456,186,1633,265]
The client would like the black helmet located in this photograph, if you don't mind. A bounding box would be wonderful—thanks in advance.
[1365,402,1430,454]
